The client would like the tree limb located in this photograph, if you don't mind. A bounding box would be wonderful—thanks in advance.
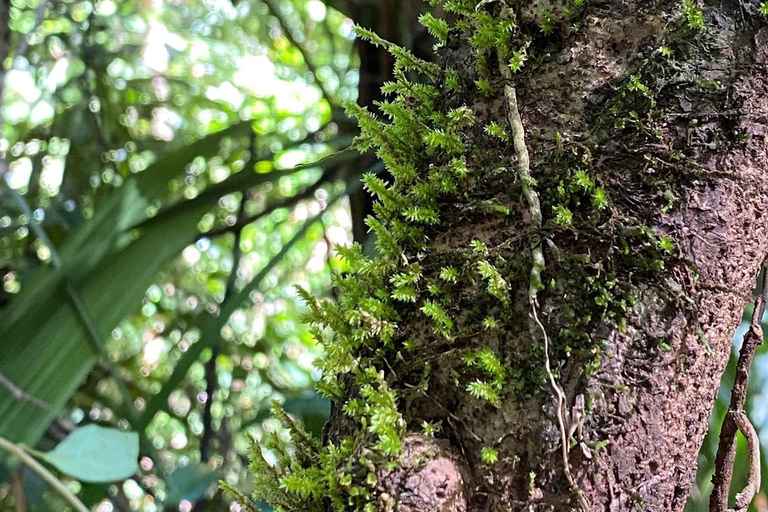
[0,371,48,409]
[0,437,89,512]
[710,261,768,512]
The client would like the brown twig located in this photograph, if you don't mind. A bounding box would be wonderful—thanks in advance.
[709,261,768,512]
[0,371,49,409]
[11,468,27,512]
[731,410,761,511]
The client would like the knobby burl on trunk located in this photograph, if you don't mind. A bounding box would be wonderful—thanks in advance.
[244,1,768,512]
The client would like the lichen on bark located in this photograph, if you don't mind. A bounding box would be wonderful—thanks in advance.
[240,1,768,511]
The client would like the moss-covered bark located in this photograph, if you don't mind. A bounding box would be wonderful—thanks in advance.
[243,1,768,511]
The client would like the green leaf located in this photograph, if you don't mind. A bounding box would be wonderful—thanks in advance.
[0,130,343,447]
[38,425,138,483]
[165,463,220,504]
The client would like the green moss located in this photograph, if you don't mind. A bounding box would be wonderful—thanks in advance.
[682,0,706,32]
[445,68,462,93]
[484,121,509,141]
[418,12,449,43]
[482,446,499,464]
[421,420,442,437]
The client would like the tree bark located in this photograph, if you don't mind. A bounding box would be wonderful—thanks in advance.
[329,1,768,511]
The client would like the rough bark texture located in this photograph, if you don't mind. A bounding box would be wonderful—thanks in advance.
[328,1,768,511]
[377,435,469,512]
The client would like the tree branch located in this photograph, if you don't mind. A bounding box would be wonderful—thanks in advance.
[0,437,89,512]
[0,371,48,409]
[12,0,49,68]
[730,411,760,512]
[710,261,768,512]
[261,0,336,107]
[11,468,27,512]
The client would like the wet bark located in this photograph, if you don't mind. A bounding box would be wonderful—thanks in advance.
[331,1,768,511]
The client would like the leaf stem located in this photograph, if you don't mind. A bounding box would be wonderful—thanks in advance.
[0,437,89,512]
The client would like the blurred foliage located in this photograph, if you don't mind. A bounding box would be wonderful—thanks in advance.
[0,0,765,511]
[0,0,362,510]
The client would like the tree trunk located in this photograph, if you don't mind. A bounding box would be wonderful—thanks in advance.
[262,2,768,512]
[352,1,768,510]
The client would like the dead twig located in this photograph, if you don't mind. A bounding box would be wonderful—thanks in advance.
[709,260,768,512]
[0,371,48,409]
[11,468,27,512]
[730,411,760,512]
